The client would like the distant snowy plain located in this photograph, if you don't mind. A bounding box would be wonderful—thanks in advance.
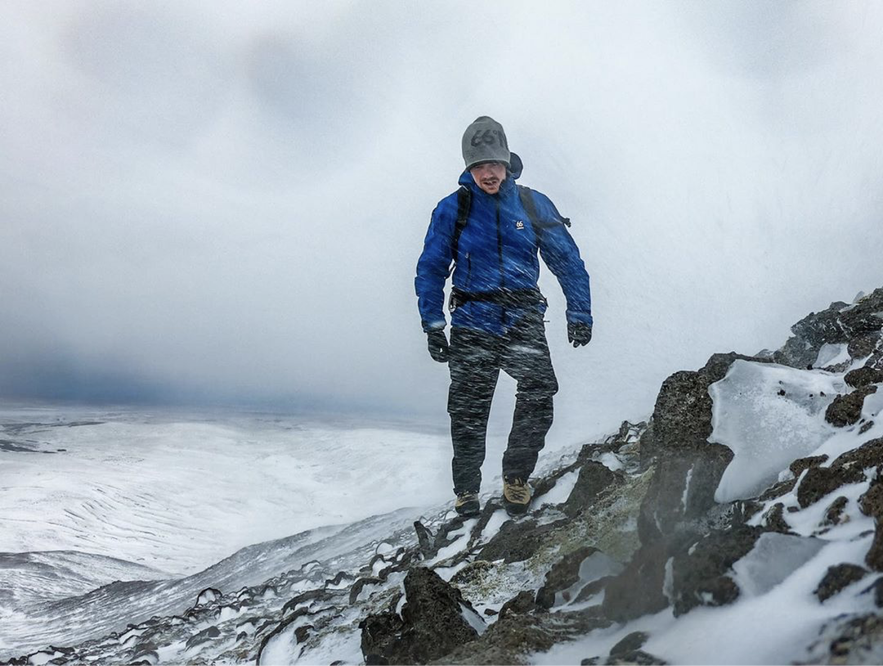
[0,405,462,577]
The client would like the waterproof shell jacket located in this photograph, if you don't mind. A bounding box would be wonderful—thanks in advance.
[416,161,592,337]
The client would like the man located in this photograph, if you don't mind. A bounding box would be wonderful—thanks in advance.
[415,116,592,517]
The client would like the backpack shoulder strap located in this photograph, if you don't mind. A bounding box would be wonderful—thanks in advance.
[450,186,472,263]
[518,185,572,246]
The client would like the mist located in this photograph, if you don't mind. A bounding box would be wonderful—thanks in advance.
[2,1,882,440]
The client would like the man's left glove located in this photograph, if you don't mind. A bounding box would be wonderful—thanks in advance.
[427,330,450,363]
[568,322,593,348]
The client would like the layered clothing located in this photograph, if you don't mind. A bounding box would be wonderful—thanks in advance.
[415,160,592,336]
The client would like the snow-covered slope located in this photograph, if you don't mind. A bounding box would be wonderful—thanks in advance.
[3,287,883,665]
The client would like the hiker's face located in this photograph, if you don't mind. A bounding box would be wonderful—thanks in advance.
[470,162,507,195]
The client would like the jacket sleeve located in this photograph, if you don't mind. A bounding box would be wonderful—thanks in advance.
[415,198,456,332]
[534,193,593,327]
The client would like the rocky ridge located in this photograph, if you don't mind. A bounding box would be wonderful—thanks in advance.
[3,287,883,665]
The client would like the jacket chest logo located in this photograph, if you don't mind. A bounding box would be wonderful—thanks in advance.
[515,220,525,230]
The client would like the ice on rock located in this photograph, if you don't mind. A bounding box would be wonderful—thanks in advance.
[554,551,624,608]
[459,603,488,635]
[710,360,845,502]
[813,343,850,369]
[732,533,825,597]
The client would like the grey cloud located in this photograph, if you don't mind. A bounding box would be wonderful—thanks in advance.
[2,2,882,435]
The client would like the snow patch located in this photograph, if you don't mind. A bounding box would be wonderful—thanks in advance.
[537,470,580,508]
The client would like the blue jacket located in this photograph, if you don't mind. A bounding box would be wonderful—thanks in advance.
[416,160,592,336]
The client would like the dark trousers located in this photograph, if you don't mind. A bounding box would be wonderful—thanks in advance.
[447,312,559,495]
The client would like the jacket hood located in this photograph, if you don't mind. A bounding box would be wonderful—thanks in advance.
[458,152,523,190]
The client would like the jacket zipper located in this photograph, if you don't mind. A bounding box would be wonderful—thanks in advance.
[495,197,505,327]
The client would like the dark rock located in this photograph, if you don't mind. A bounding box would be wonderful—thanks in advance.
[797,465,865,509]
[849,332,883,361]
[574,575,618,604]
[477,518,561,564]
[860,479,883,519]
[350,577,384,604]
[756,477,797,503]
[861,421,876,434]
[815,564,869,601]
[184,626,220,650]
[365,654,389,666]
[832,437,883,473]
[360,567,479,665]
[823,496,850,527]
[609,631,650,656]
[602,541,669,622]
[862,576,883,607]
[846,366,883,388]
[361,613,405,665]
[536,546,599,609]
[604,354,760,623]
[810,612,883,664]
[434,607,611,665]
[130,641,159,666]
[650,371,713,454]
[826,386,878,427]
[193,587,222,607]
[790,455,829,477]
[776,290,883,371]
[419,515,478,563]
[607,650,667,665]
[606,650,668,666]
[759,503,792,534]
[562,463,619,518]
[498,590,537,619]
[639,354,756,541]
[414,521,434,557]
[294,625,312,643]
[671,526,763,616]
[581,659,600,665]
[867,523,883,572]
[449,560,495,587]
[281,589,333,616]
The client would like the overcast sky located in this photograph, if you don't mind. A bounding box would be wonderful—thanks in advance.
[2,1,882,439]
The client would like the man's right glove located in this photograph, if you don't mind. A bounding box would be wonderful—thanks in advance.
[568,322,593,348]
[427,329,450,363]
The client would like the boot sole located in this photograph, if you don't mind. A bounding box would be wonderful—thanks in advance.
[503,500,530,516]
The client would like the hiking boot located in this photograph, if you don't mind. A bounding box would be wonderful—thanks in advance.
[455,491,480,517]
[503,477,531,516]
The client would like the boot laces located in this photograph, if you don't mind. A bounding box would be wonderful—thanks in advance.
[505,478,530,503]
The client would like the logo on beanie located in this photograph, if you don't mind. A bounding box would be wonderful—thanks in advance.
[470,129,508,150]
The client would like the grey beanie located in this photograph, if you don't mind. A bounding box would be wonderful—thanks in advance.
[462,116,510,170]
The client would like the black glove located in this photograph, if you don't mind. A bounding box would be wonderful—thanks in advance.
[427,330,450,363]
[568,322,593,347]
